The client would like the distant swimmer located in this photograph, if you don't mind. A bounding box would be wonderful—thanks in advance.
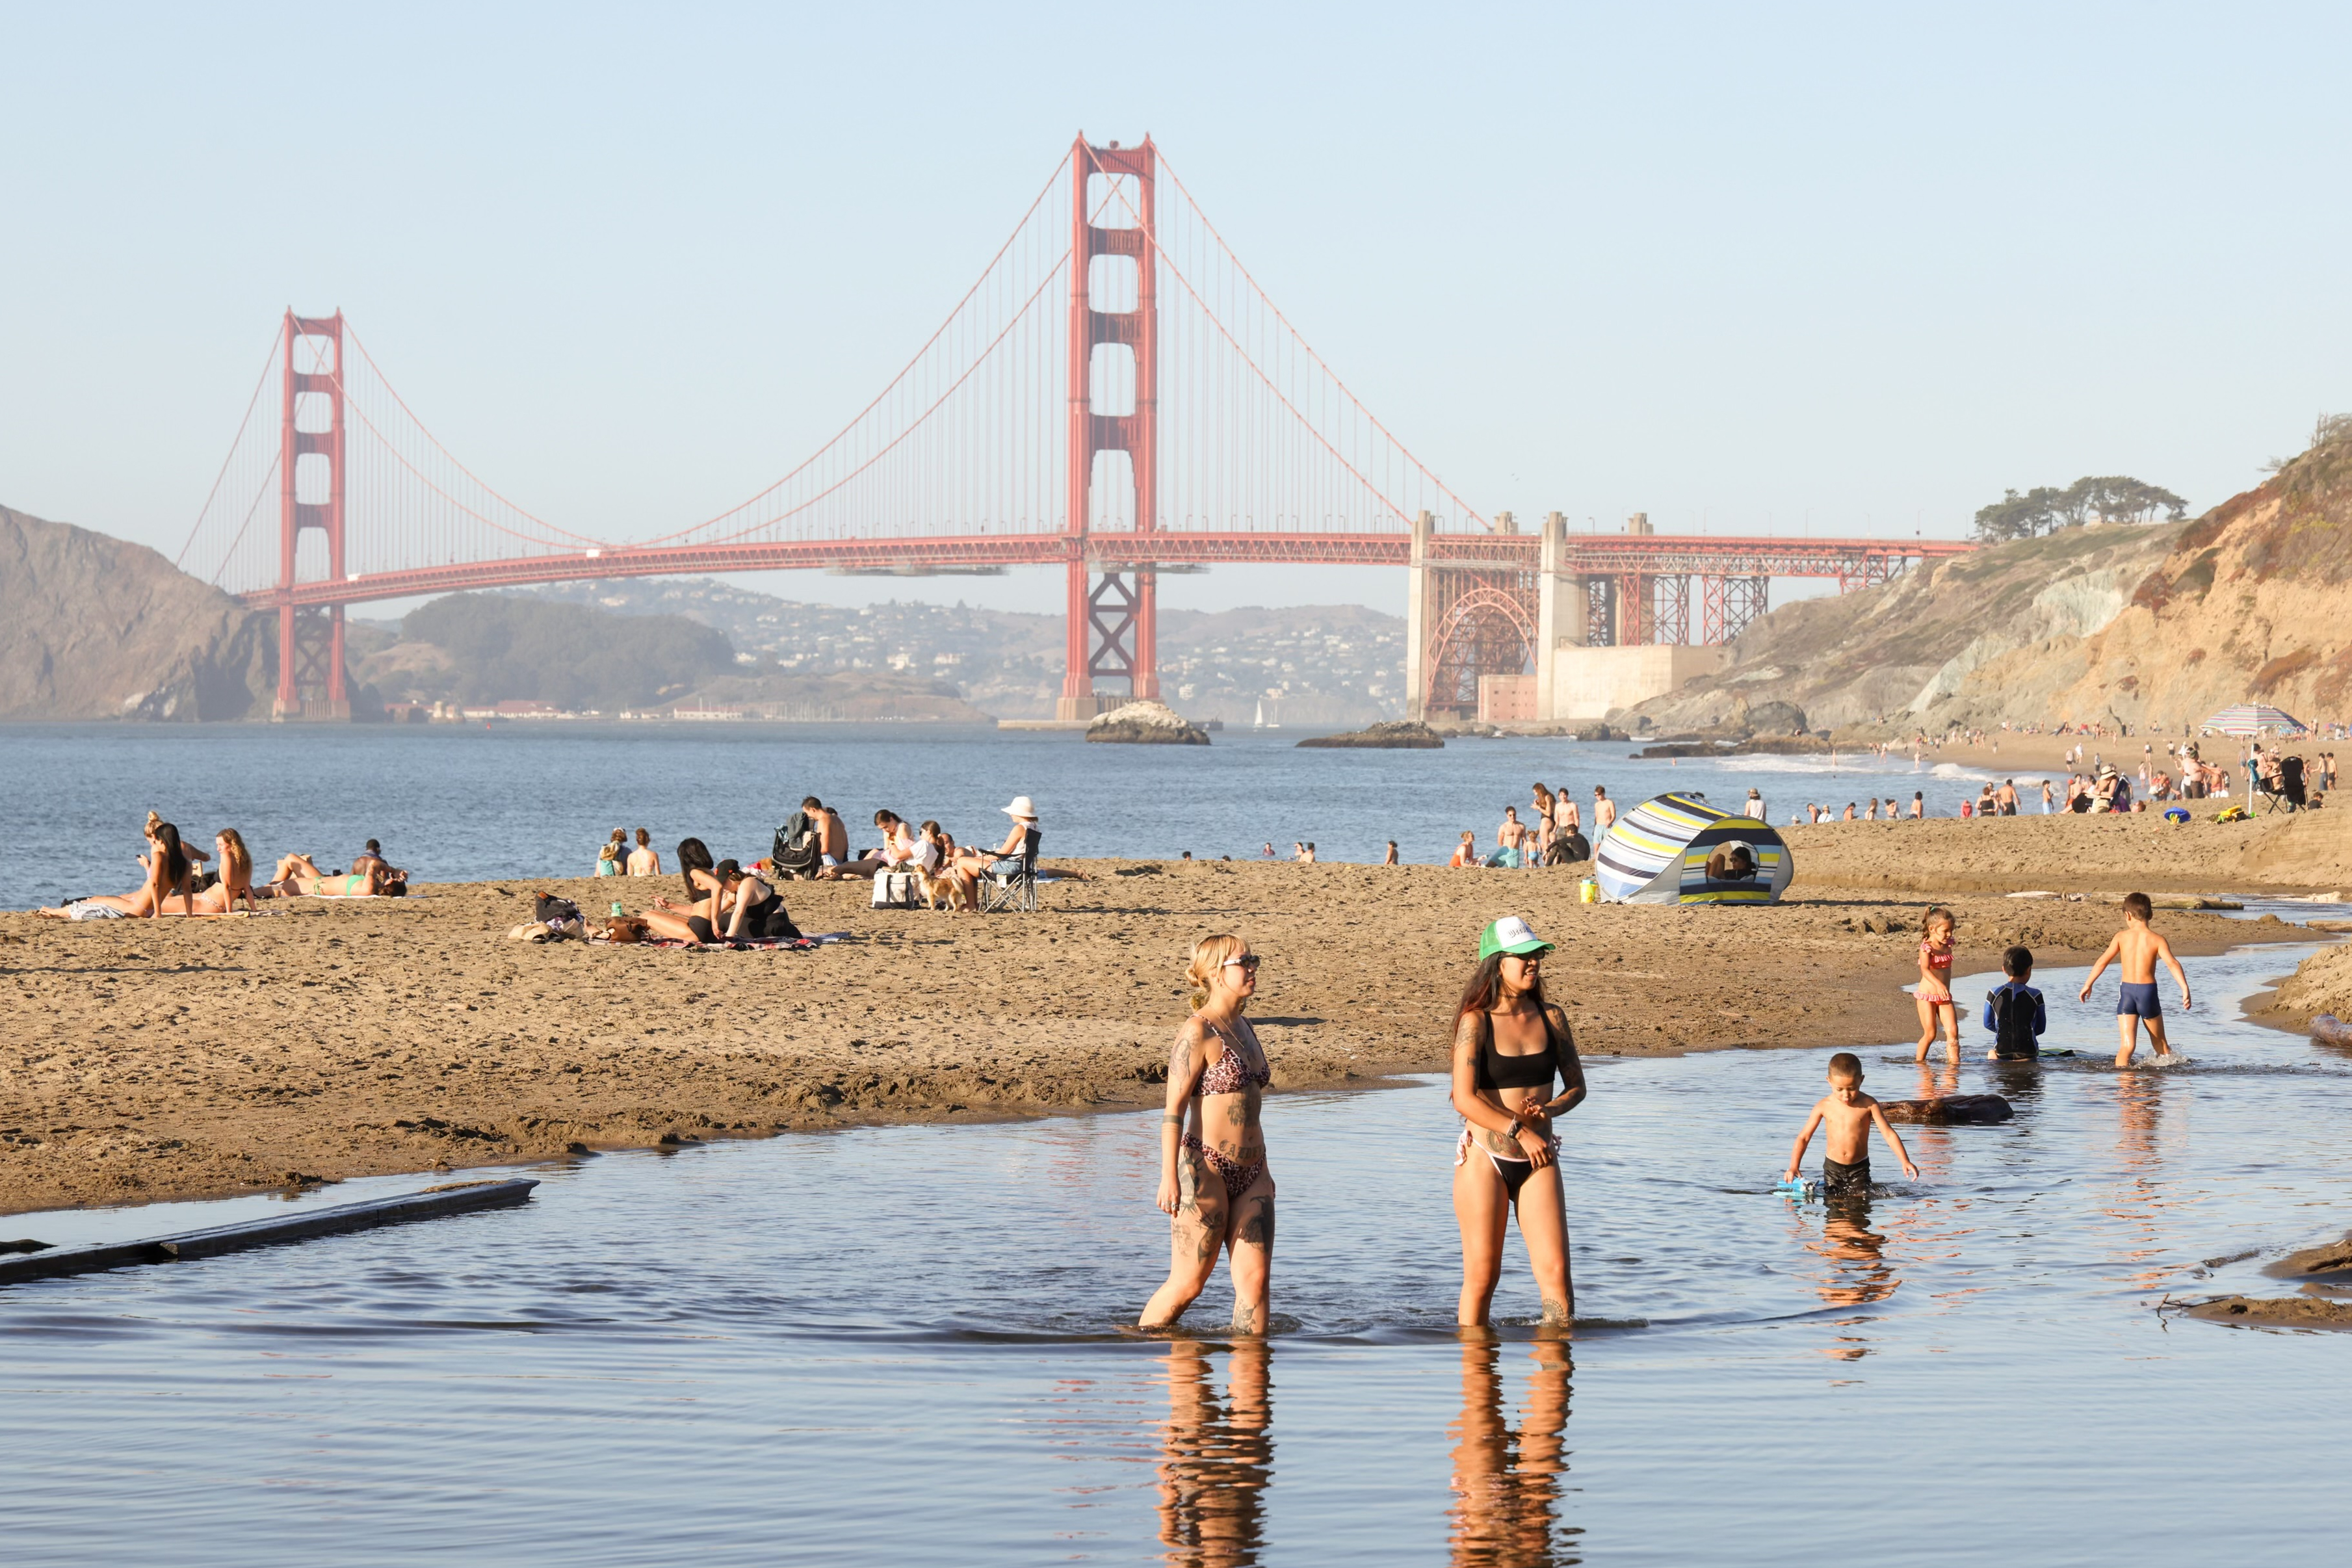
[2079,891,2191,1066]
[1140,935,1275,1334]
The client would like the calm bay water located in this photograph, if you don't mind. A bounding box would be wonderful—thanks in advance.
[2,722,2022,909]
[5,941,2349,1565]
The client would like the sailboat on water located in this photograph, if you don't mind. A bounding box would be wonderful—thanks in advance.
[1253,700,1280,731]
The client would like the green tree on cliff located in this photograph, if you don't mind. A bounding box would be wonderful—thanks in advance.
[1974,476,2187,540]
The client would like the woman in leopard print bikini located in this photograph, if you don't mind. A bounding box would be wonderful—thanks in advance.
[1140,933,1276,1333]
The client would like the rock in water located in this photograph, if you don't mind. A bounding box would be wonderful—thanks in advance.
[1085,699,1211,746]
[1879,1093,2013,1125]
[1295,720,1444,750]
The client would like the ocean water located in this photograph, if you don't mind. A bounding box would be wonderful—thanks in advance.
[2,722,2032,909]
[4,939,2348,1565]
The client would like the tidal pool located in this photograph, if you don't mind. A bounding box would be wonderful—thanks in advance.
[6,938,2349,1565]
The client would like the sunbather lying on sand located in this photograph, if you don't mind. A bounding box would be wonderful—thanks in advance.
[38,818,199,918]
[257,853,401,898]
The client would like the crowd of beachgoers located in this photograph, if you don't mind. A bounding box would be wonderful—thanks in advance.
[36,812,408,920]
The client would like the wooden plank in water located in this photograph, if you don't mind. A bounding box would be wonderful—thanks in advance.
[0,1178,539,1287]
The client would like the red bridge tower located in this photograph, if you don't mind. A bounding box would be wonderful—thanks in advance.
[1058,135,1159,720]
[274,310,350,720]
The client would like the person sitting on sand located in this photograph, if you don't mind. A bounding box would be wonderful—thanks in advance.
[595,841,622,877]
[2080,891,2191,1067]
[1913,907,1961,1064]
[821,810,918,880]
[1489,808,1528,868]
[1383,841,1400,866]
[1450,831,1478,869]
[38,818,200,919]
[636,837,725,945]
[1783,1052,1919,1197]
[186,828,258,914]
[715,859,802,942]
[626,828,661,877]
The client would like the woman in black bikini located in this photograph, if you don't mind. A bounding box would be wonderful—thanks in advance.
[1141,934,1276,1333]
[1451,917,1588,1331]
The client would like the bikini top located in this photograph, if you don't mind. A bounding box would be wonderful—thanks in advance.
[1474,1010,1563,1092]
[1197,1021,1271,1096]
[1921,939,1953,973]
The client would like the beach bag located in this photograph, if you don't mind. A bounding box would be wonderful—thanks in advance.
[1990,986,2038,1058]
[870,871,920,909]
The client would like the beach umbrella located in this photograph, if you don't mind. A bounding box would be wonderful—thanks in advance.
[2202,703,2306,736]
[1592,792,1794,905]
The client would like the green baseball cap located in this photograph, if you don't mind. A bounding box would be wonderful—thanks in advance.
[1478,916,1554,961]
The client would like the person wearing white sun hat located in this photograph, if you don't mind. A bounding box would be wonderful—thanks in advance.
[1450,916,1588,1332]
[950,795,1042,906]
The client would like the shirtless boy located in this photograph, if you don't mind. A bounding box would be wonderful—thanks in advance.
[2079,891,2191,1065]
[1784,1053,1919,1196]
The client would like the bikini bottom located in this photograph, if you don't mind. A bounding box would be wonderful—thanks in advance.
[1183,1134,1265,1204]
[1455,1125,1560,1198]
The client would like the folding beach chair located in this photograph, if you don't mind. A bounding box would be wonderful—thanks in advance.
[980,835,1041,913]
[2258,756,2307,815]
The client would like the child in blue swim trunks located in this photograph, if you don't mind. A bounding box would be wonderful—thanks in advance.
[2079,892,2191,1066]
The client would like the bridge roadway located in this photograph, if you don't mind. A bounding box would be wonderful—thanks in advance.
[241,531,1974,610]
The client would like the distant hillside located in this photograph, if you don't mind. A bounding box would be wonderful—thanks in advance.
[1619,520,2185,734]
[1935,419,2352,729]
[512,578,1405,722]
[0,504,278,720]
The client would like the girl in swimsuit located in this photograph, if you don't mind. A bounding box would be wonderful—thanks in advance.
[187,829,257,913]
[1141,934,1276,1333]
[1450,917,1588,1331]
[38,819,198,918]
[1914,906,1959,1063]
[638,837,725,945]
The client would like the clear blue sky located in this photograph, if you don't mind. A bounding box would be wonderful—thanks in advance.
[3,3,2346,618]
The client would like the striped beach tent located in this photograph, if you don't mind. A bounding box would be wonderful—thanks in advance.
[1593,792,1794,906]
[2202,703,2306,737]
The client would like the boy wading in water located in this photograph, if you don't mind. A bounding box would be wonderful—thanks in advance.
[1784,1053,1919,1195]
[2080,892,2191,1065]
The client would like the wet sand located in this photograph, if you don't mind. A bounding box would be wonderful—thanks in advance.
[0,844,2316,1216]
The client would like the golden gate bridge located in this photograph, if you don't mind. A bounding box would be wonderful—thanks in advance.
[175,135,1970,722]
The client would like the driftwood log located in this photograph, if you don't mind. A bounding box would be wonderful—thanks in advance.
[1879,1093,2013,1125]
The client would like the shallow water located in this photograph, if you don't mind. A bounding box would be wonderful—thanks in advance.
[2,723,2021,908]
[6,940,2348,1565]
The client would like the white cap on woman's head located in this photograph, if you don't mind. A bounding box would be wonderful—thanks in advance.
[1002,795,1038,820]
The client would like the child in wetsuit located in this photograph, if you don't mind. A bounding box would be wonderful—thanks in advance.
[2079,891,2191,1066]
[1981,945,2047,1061]
[1784,1053,1919,1196]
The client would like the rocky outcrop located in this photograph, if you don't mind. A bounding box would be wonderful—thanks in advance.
[1296,720,1444,749]
[1084,699,1211,745]
[0,504,280,720]
[1879,1093,2013,1125]
[1616,522,2182,735]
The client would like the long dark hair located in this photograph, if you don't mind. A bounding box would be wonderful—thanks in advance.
[151,822,190,889]
[677,837,714,900]
[1455,952,1561,1048]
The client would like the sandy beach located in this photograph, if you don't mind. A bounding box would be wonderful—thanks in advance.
[4,807,2342,1216]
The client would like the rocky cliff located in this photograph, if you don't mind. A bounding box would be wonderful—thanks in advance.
[1931,420,2352,731]
[0,504,278,721]
[1620,521,2182,734]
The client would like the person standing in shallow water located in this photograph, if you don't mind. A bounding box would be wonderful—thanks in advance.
[1141,934,1276,1333]
[1452,918,1588,1331]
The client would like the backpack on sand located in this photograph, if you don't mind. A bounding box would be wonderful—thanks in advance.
[772,812,822,879]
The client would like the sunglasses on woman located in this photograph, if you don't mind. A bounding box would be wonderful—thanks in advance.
[1222,955,1262,972]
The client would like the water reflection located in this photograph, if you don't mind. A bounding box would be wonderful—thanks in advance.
[1156,1340,1273,1567]
[1807,1194,1898,1313]
[1446,1332,1579,1567]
